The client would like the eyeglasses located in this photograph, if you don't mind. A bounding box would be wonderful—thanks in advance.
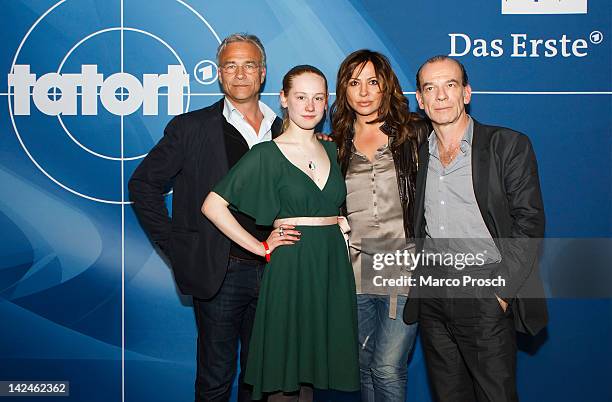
[221,62,261,74]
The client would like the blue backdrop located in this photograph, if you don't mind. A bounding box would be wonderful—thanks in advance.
[1,1,610,401]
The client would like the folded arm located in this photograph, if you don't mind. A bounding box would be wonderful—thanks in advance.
[128,117,185,255]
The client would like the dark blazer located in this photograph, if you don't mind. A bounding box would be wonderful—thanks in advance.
[403,119,548,336]
[128,99,282,299]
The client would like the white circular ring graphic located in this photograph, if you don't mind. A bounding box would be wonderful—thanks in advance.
[8,0,222,204]
[56,26,192,161]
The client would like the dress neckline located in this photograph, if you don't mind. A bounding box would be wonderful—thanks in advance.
[270,140,332,192]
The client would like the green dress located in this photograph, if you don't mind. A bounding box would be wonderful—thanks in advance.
[213,140,359,399]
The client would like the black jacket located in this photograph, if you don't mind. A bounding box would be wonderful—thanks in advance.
[403,119,548,335]
[128,99,282,299]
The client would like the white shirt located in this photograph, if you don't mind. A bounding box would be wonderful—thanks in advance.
[223,97,277,149]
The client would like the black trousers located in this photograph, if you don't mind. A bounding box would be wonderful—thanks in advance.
[419,282,518,402]
[193,258,264,402]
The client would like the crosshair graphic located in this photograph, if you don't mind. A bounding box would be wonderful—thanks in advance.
[7,0,221,205]
[56,27,192,161]
[6,2,222,401]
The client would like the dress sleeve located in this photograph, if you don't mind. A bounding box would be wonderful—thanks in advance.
[212,143,280,226]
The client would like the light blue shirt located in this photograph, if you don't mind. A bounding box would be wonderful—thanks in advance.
[424,116,501,264]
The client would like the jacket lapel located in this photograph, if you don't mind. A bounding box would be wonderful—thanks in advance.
[205,99,229,173]
[414,142,430,238]
[471,119,491,230]
[271,117,283,138]
[206,99,281,174]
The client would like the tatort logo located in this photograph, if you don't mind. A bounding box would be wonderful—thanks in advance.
[6,0,222,204]
[8,64,190,116]
[449,31,604,58]
[502,0,587,15]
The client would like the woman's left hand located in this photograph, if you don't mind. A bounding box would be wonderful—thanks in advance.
[316,132,333,141]
[265,224,301,254]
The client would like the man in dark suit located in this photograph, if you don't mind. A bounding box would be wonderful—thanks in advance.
[403,55,547,402]
[129,34,282,402]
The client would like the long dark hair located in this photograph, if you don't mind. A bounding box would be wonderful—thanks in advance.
[330,50,421,172]
[281,64,328,131]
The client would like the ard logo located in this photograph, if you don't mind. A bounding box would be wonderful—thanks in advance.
[502,0,587,14]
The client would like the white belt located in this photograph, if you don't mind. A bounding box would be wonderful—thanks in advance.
[273,216,351,245]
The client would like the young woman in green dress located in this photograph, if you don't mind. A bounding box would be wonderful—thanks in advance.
[202,65,359,401]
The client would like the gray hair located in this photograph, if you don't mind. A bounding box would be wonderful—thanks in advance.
[216,33,267,69]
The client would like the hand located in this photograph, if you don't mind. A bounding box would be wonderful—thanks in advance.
[263,225,301,255]
[496,294,508,312]
[315,132,334,142]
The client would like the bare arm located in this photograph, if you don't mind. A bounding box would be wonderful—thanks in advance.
[202,192,299,256]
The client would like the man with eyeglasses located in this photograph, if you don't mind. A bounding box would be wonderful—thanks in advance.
[129,33,282,402]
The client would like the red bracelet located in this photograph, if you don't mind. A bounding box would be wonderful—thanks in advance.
[262,241,271,263]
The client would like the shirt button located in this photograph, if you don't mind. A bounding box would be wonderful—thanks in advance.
[440,225,445,230]
[439,176,444,181]
[440,200,445,205]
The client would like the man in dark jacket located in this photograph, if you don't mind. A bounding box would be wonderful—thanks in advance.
[129,33,282,402]
[404,55,547,402]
